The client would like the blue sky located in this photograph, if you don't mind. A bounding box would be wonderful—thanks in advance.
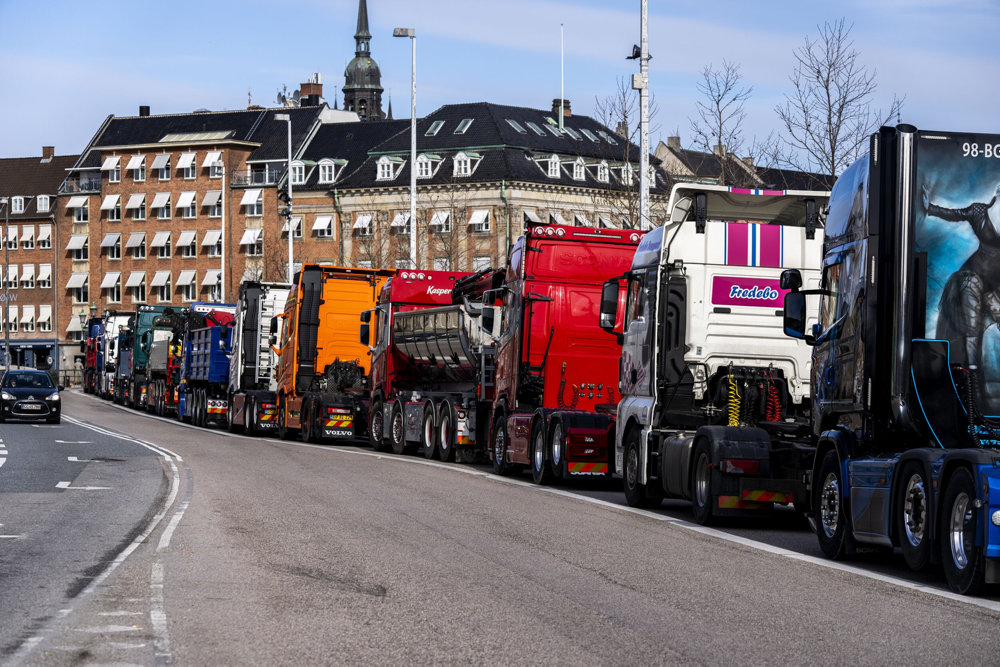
[0,0,996,166]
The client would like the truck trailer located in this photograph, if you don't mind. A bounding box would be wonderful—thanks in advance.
[116,305,169,408]
[600,183,828,523]
[783,125,1000,595]
[489,222,644,482]
[173,304,236,427]
[82,317,104,394]
[99,310,132,400]
[273,264,395,442]
[364,269,500,460]
[227,281,290,434]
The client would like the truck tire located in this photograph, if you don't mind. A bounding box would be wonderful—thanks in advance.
[227,396,241,433]
[369,399,386,451]
[422,404,438,460]
[390,401,408,455]
[895,461,931,571]
[623,429,662,509]
[492,414,512,476]
[940,467,987,595]
[278,395,296,440]
[530,420,553,485]
[245,397,256,435]
[691,438,715,525]
[300,400,315,443]
[550,422,566,480]
[815,449,856,560]
[437,406,456,462]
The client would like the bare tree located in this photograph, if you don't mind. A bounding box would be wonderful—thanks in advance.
[593,77,661,162]
[776,19,903,179]
[690,60,752,185]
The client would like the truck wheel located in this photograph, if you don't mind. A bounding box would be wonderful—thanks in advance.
[245,397,256,435]
[895,461,931,571]
[940,467,987,595]
[492,415,511,476]
[815,449,856,560]
[390,401,407,455]
[550,422,566,480]
[623,429,662,509]
[197,390,207,428]
[369,399,385,451]
[691,438,715,525]
[438,407,456,462]
[227,397,240,433]
[530,420,552,485]
[422,405,438,460]
[278,396,296,440]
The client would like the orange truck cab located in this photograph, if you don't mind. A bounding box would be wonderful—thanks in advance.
[272,264,395,442]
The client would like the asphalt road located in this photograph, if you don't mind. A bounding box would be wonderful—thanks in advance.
[5,389,1000,664]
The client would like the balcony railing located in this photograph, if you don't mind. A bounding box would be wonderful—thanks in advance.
[60,176,102,194]
[231,171,279,186]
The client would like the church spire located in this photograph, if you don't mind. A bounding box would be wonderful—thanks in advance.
[355,0,371,55]
[343,0,384,120]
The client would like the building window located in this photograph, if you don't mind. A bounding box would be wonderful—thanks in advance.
[453,153,471,177]
[74,284,88,305]
[182,201,196,218]
[8,310,16,333]
[5,267,17,290]
[573,158,585,181]
[21,228,34,250]
[11,197,24,214]
[417,155,432,178]
[39,313,51,333]
[109,163,121,183]
[109,238,121,261]
[598,161,609,183]
[183,159,196,179]
[245,193,262,217]
[133,240,146,259]
[158,195,171,220]
[318,161,335,183]
[109,201,122,222]
[376,156,398,181]
[506,119,527,134]
[36,195,49,212]
[157,236,171,259]
[469,209,491,233]
[158,158,171,181]
[133,202,146,222]
[425,120,445,136]
[38,265,52,289]
[134,158,146,182]
[158,278,171,303]
[525,121,546,136]
[547,155,561,178]
[454,118,474,134]
[621,165,634,186]
[6,231,15,251]
[74,240,88,261]
[182,237,197,258]
[247,236,263,256]
[38,226,51,249]
[110,282,121,303]
[21,269,34,290]
[208,239,222,258]
[183,281,196,302]
[75,201,89,223]
[210,162,223,179]
[291,163,305,185]
[133,283,146,304]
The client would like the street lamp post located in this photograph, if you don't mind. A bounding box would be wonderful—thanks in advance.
[274,113,294,283]
[393,26,417,269]
[213,160,226,301]
[1,197,9,368]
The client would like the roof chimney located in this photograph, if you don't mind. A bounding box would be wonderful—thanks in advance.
[41,146,54,160]
[667,136,681,151]
[615,121,629,139]
[713,144,727,157]
[552,98,571,118]
[139,105,150,117]
[300,73,323,106]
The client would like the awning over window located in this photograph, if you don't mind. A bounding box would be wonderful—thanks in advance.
[574,213,590,226]
[38,306,51,324]
[125,193,145,210]
[390,213,410,228]
[177,152,196,169]
[66,273,88,289]
[201,151,222,168]
[66,234,88,250]
[311,216,333,231]
[6,265,16,280]
[101,272,121,289]
[598,215,613,228]
[353,214,372,230]
[282,217,302,233]
[37,225,51,242]
[65,316,83,333]
[239,189,261,206]
[125,232,146,249]
[101,232,121,248]
[38,264,52,282]
[65,195,88,209]
[20,307,35,324]
[429,211,450,228]
[100,156,120,171]
[20,264,34,279]
[176,230,196,246]
[125,271,145,288]
[176,270,196,286]
[523,209,541,223]
[202,230,222,246]
[202,190,222,207]
[151,270,171,287]
[151,192,170,209]
[150,153,170,170]
[6,227,14,243]
[125,155,144,171]
[549,212,568,226]
[20,226,33,242]
[468,209,490,226]
[201,270,221,286]
[100,194,121,211]
[240,229,262,245]
[7,307,16,324]
[151,231,171,248]
[176,191,196,208]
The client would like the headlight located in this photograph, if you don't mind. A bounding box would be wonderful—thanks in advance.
[48,393,60,401]
[1,392,13,400]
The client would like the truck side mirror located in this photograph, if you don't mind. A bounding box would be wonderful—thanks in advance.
[783,291,814,345]
[805,199,818,240]
[360,322,370,346]
[481,306,496,336]
[695,192,708,234]
[599,280,622,341]
[269,316,278,336]
[780,269,802,291]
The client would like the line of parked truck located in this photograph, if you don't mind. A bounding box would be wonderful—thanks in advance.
[81,125,1000,596]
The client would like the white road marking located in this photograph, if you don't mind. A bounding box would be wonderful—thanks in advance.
[55,481,112,490]
[0,535,22,539]
[98,611,144,617]
[150,561,172,661]
[55,440,93,444]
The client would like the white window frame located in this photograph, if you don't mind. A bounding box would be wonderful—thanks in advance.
[182,281,196,302]
[109,238,121,261]
[291,162,305,185]
[36,195,49,212]
[453,153,471,177]
[598,161,610,183]
[74,240,88,261]
[454,118,474,134]
[21,227,34,250]
[158,157,171,181]
[547,155,561,178]
[75,201,89,223]
[109,163,121,183]
[133,202,146,222]
[318,161,335,184]
[133,240,146,260]
[21,268,34,290]
[134,157,146,182]
[38,264,52,289]
[573,158,585,181]
[11,197,24,213]
[38,226,51,250]
[425,120,445,136]
[158,278,171,303]
[417,155,432,179]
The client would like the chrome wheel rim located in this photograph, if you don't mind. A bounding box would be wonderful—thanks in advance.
[391,409,403,446]
[820,472,840,539]
[494,426,505,465]
[371,407,383,442]
[903,474,927,547]
[423,413,434,449]
[694,452,710,509]
[533,429,544,472]
[439,415,451,454]
[551,425,563,468]
[948,491,972,570]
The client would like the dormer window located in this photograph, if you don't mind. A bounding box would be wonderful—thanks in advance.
[36,195,49,213]
[376,156,404,181]
[318,160,336,184]
[454,118,474,134]
[454,153,471,177]
[547,155,561,178]
[291,162,305,185]
[506,119,527,134]
[648,166,657,189]
[597,161,609,183]
[417,155,432,178]
[621,165,634,186]
[573,158,585,181]
[425,120,445,136]
[525,122,546,136]
[11,197,24,214]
